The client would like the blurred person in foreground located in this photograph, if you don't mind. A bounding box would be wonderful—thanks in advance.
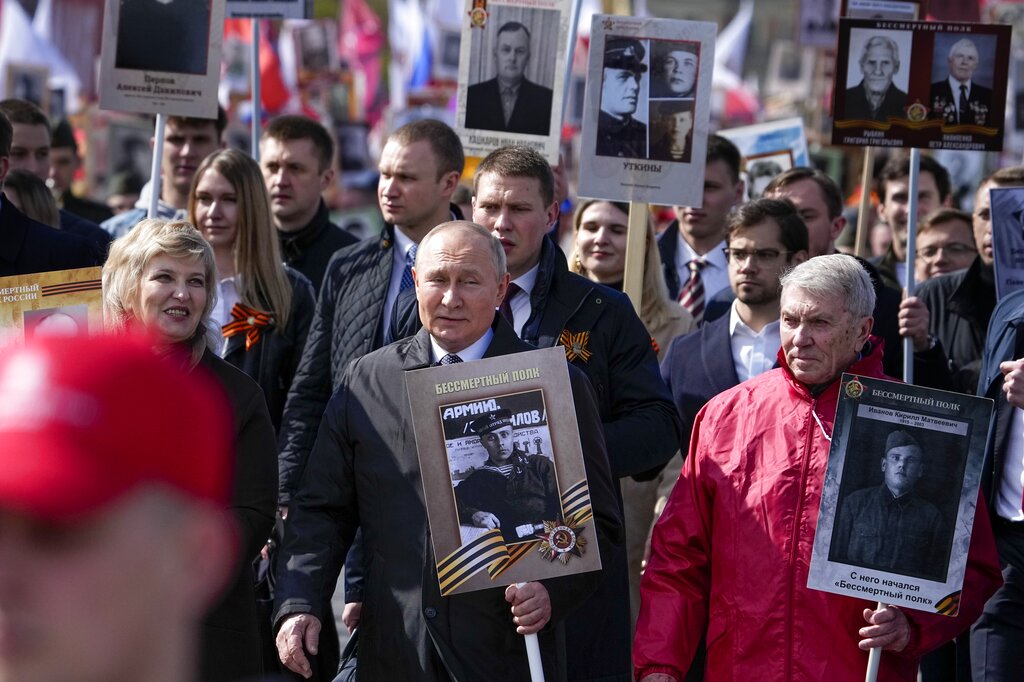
[103,218,277,682]
[0,333,238,682]
[634,254,1002,682]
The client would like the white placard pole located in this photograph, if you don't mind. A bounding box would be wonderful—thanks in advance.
[902,148,921,385]
[147,114,166,219]
[515,582,546,681]
[864,600,884,682]
[251,19,262,159]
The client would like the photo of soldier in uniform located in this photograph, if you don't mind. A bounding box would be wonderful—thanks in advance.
[443,392,562,547]
[929,34,997,127]
[829,427,962,582]
[595,37,649,159]
[648,100,694,163]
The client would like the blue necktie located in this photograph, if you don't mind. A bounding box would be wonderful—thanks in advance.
[399,244,418,293]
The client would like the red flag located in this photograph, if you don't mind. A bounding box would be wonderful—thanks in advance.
[223,18,290,114]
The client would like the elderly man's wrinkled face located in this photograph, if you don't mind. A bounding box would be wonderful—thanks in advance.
[480,425,515,466]
[780,286,873,387]
[601,68,641,118]
[948,44,979,83]
[882,445,924,497]
[661,50,697,96]
[860,43,898,96]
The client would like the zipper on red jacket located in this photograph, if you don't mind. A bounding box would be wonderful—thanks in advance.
[785,395,818,679]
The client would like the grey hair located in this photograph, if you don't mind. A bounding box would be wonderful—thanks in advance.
[779,254,876,320]
[416,220,507,281]
[948,38,978,61]
[860,36,900,66]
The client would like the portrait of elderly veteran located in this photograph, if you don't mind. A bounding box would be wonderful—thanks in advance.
[832,430,946,578]
[929,38,993,126]
[102,218,278,682]
[843,35,908,122]
[650,42,698,99]
[0,334,241,682]
[596,38,648,159]
[465,21,553,136]
[273,220,621,681]
[634,254,1002,682]
[455,408,561,545]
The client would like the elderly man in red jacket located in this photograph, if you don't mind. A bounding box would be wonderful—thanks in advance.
[634,254,1002,682]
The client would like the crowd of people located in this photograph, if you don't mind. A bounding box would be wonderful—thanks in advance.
[0,39,1022,682]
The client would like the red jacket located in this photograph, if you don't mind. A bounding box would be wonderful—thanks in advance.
[634,339,1002,681]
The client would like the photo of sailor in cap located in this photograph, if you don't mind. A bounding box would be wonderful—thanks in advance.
[454,408,562,545]
[596,37,649,159]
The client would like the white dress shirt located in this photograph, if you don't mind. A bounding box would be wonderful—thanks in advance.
[996,407,1024,521]
[675,233,729,302]
[382,228,417,341]
[429,328,494,364]
[728,300,781,383]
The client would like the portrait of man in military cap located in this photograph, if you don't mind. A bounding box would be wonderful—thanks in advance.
[596,37,649,159]
[453,407,562,546]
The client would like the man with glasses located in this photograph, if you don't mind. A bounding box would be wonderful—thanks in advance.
[914,208,977,282]
[661,197,808,448]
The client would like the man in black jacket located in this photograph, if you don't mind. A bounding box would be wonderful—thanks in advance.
[275,221,622,681]
[49,119,113,225]
[260,115,357,293]
[393,146,680,681]
[0,110,98,276]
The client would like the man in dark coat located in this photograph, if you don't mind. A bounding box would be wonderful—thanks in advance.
[50,119,113,225]
[393,145,680,681]
[260,115,358,293]
[596,38,648,158]
[274,221,622,681]
[929,38,993,126]
[465,21,553,136]
[843,35,907,122]
[0,111,98,276]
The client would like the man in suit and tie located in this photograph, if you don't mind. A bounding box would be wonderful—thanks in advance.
[465,21,553,136]
[661,197,808,447]
[930,38,993,127]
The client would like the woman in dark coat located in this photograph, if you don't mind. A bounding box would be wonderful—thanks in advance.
[103,218,277,682]
[188,148,316,430]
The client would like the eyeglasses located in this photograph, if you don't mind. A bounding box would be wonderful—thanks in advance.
[722,248,790,264]
[918,243,977,260]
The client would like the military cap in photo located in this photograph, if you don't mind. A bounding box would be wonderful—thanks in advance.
[604,38,648,74]
[469,409,513,435]
[885,429,921,453]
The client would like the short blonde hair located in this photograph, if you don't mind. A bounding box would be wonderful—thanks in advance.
[102,219,216,367]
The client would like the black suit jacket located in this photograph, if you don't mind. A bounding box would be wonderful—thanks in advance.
[465,77,553,136]
[275,318,622,681]
[843,81,907,122]
[660,314,741,449]
[929,79,994,126]
[0,194,99,277]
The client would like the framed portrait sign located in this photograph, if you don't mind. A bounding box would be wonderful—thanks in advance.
[98,0,225,118]
[226,0,312,18]
[406,346,601,596]
[456,0,573,164]
[808,374,993,614]
[801,0,841,49]
[5,64,49,112]
[832,18,1011,152]
[718,118,810,202]
[577,15,716,206]
[990,186,1024,300]
[0,268,103,351]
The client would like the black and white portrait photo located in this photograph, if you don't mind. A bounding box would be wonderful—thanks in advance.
[595,37,649,159]
[929,33,997,127]
[443,392,562,547]
[464,8,558,137]
[648,100,694,163]
[649,40,700,99]
[114,0,212,75]
[841,28,912,122]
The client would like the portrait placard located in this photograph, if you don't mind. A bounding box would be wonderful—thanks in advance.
[718,118,810,202]
[226,0,312,18]
[832,18,1011,152]
[0,268,103,350]
[98,0,225,118]
[577,15,716,206]
[990,186,1024,300]
[406,346,601,596]
[5,63,49,111]
[801,0,841,48]
[808,374,993,614]
[455,0,572,164]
